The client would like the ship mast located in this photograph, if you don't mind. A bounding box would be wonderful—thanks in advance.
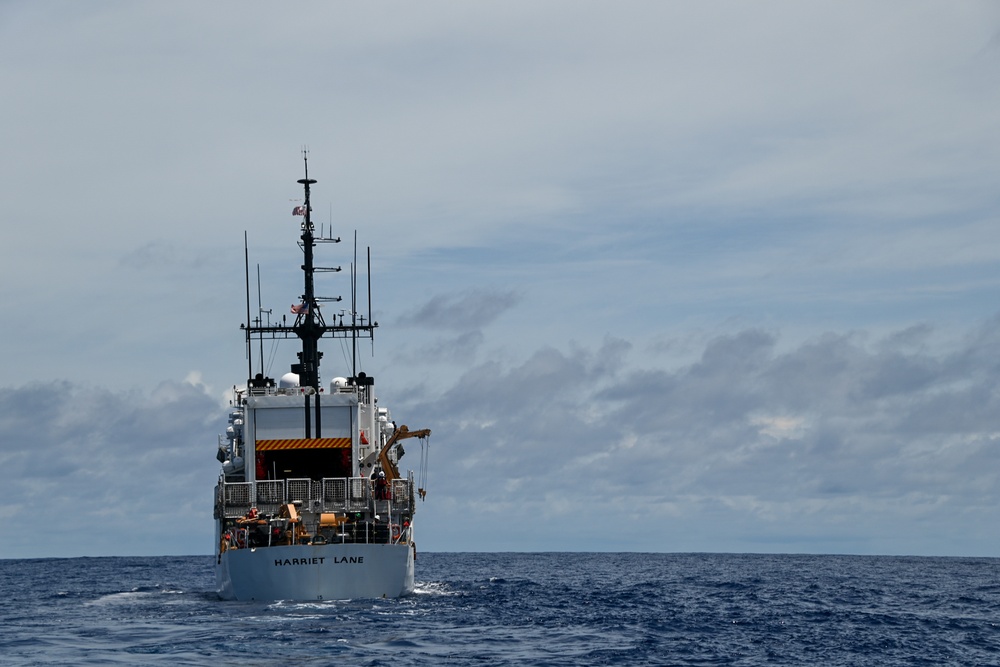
[294,157,322,389]
[244,153,377,392]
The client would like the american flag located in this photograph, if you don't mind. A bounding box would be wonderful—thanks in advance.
[290,301,310,315]
[292,205,307,216]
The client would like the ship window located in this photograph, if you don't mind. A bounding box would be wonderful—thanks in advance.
[253,405,353,440]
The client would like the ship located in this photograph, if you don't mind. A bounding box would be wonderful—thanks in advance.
[213,156,431,601]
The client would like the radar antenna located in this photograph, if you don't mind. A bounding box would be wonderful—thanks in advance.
[243,151,378,391]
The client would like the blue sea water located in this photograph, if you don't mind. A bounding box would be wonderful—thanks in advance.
[1,553,998,666]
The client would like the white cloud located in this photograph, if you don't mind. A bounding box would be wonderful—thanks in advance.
[0,381,220,557]
[404,318,1000,555]
[4,308,998,558]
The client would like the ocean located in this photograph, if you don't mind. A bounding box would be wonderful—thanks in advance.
[0,552,997,665]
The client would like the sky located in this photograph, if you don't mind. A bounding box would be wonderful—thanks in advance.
[2,1,1000,559]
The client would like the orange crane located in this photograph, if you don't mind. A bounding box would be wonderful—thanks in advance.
[377,425,431,496]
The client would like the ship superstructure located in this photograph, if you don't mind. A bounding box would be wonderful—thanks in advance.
[213,157,430,601]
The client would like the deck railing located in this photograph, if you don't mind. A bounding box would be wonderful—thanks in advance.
[214,474,415,519]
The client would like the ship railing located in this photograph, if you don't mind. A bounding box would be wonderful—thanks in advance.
[287,478,312,505]
[321,477,361,512]
[390,478,413,512]
[216,475,414,518]
[322,477,347,508]
[347,477,371,512]
[255,480,286,516]
[248,385,358,397]
[220,481,253,518]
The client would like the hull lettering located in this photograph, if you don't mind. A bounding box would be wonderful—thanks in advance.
[273,556,364,566]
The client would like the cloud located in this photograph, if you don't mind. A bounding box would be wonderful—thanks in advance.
[399,331,486,367]
[0,379,221,557]
[396,289,521,331]
[405,319,1000,554]
[118,241,215,272]
[4,316,1000,557]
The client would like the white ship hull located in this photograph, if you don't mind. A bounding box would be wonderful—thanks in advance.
[216,541,415,601]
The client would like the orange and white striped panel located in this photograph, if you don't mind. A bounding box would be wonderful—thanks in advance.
[255,438,351,451]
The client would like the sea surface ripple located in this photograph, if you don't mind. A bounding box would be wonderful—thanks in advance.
[1,552,998,665]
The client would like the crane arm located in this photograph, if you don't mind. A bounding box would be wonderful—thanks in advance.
[378,425,431,482]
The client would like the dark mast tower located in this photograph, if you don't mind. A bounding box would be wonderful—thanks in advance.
[293,159,322,389]
[245,154,377,398]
